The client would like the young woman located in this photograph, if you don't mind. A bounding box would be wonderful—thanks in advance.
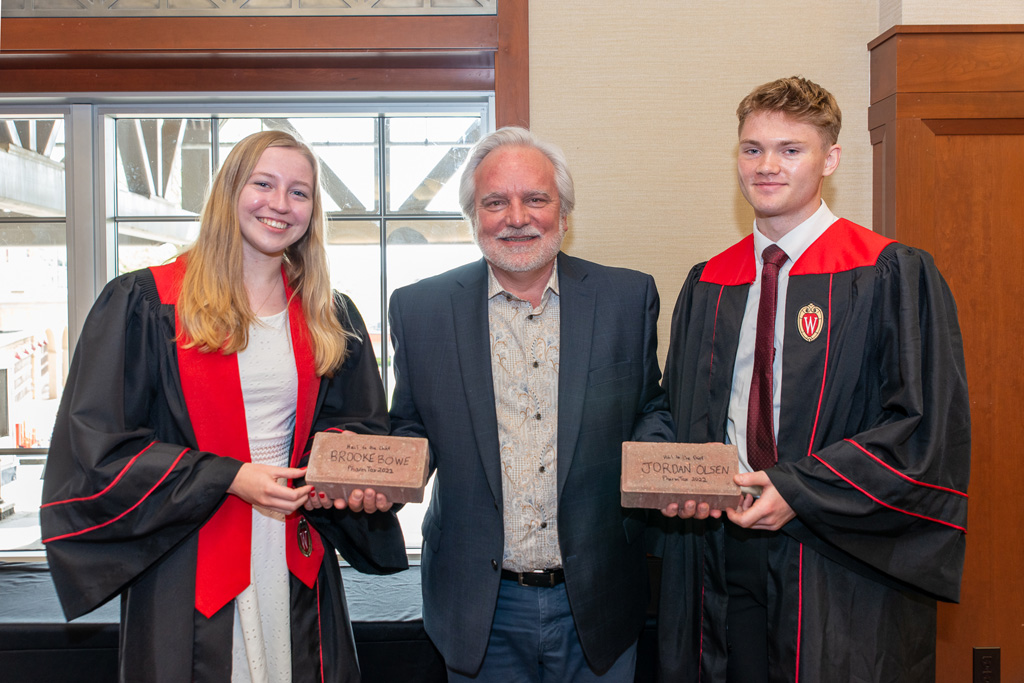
[41,130,406,682]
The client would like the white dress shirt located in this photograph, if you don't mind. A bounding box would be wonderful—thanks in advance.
[726,201,839,472]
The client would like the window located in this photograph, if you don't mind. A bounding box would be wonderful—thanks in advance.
[0,115,67,553]
[0,98,492,555]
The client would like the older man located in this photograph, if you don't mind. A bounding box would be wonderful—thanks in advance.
[388,126,673,682]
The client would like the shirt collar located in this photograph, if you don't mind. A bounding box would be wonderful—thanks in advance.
[752,200,838,266]
[487,260,561,301]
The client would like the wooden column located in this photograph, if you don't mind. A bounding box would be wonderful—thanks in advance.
[869,25,1024,683]
[496,0,530,128]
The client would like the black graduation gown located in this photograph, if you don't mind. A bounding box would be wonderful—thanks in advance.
[41,267,408,683]
[656,219,970,683]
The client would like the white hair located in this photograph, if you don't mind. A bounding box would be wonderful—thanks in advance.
[458,126,575,225]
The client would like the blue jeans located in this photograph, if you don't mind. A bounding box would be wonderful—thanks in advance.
[446,578,637,683]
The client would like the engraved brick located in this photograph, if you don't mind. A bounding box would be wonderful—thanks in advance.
[306,432,430,504]
[621,442,742,510]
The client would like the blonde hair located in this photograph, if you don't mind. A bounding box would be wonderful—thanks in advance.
[737,76,842,147]
[176,129,351,376]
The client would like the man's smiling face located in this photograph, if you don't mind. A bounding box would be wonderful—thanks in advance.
[737,111,840,240]
[472,144,566,279]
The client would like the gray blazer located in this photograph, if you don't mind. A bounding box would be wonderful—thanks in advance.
[388,252,674,675]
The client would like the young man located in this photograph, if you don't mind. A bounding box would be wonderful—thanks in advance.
[656,77,970,682]
[389,127,674,682]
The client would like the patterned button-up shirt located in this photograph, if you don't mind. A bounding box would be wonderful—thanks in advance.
[487,263,562,572]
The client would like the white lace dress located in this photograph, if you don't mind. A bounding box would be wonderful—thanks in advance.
[231,309,297,683]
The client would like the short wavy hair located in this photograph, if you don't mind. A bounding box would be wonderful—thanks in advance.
[737,76,842,147]
[458,126,575,225]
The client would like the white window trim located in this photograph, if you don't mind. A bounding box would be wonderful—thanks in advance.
[0,92,494,562]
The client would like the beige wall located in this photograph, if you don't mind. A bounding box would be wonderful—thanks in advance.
[530,0,877,359]
[880,1,1024,31]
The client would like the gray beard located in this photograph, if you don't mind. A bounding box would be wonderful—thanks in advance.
[475,225,566,274]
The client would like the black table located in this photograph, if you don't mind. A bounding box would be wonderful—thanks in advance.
[0,562,444,683]
[0,561,660,682]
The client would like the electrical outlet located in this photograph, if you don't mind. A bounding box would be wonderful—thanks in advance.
[972,647,1000,683]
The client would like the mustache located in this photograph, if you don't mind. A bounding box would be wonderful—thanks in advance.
[494,227,541,239]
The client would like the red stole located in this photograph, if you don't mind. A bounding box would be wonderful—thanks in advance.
[699,218,896,285]
[150,259,325,618]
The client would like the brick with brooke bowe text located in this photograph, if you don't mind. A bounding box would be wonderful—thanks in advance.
[306,432,429,504]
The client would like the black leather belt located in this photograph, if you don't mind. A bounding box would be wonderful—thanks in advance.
[501,568,565,587]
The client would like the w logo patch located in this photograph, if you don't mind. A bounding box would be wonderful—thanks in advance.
[798,304,824,342]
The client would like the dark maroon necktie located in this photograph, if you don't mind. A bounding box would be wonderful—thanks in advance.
[747,244,789,471]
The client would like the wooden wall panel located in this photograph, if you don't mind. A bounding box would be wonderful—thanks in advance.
[869,25,1024,683]
[931,128,1024,683]
[0,66,495,95]
[871,24,1024,101]
[0,2,529,128]
[0,16,498,51]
